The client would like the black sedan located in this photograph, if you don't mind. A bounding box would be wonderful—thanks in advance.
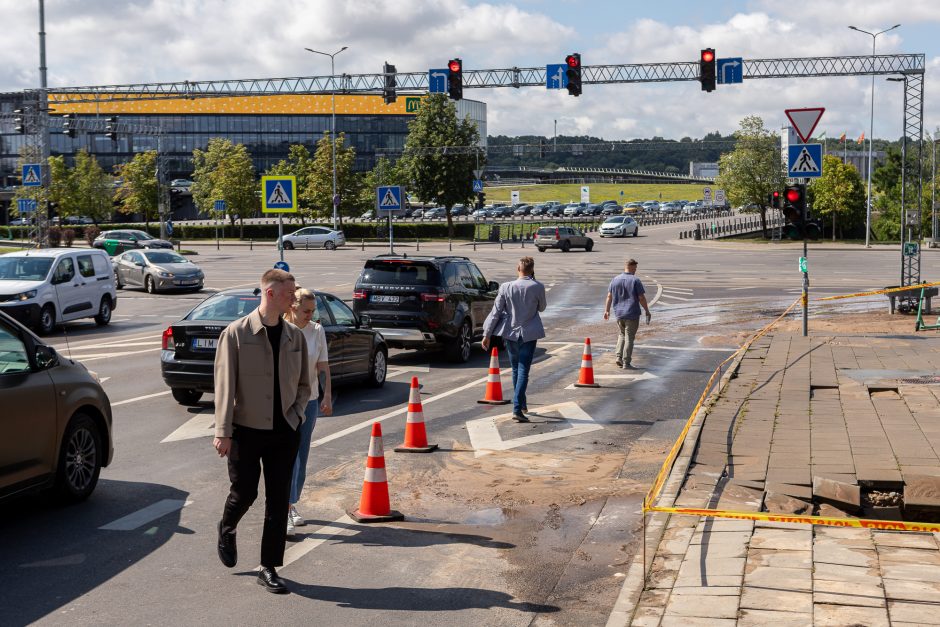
[93,229,173,256]
[160,288,388,405]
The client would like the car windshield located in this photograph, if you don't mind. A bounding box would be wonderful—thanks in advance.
[187,294,260,322]
[361,261,441,286]
[604,217,626,224]
[144,251,188,264]
[0,256,54,281]
[130,231,154,240]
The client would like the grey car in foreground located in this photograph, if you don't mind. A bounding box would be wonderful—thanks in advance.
[113,250,204,294]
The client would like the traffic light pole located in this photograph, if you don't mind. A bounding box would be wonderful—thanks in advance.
[802,237,809,337]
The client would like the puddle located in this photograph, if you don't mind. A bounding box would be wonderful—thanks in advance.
[462,507,510,525]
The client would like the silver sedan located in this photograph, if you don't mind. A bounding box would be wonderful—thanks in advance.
[279,226,346,250]
[113,250,204,294]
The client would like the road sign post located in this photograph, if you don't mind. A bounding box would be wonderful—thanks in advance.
[377,185,402,253]
[580,186,590,204]
[261,176,298,263]
[703,187,712,208]
[213,200,227,252]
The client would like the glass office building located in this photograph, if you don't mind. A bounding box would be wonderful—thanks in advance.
[0,94,487,181]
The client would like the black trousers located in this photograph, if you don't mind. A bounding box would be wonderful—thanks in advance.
[219,424,301,568]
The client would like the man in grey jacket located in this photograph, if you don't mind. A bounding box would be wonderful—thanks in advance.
[482,256,547,422]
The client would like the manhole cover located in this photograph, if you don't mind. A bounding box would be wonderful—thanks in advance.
[901,376,940,385]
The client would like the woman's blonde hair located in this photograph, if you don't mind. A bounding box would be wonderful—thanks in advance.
[285,286,316,324]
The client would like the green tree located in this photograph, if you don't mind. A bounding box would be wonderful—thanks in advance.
[308,132,358,227]
[192,138,259,236]
[357,156,409,213]
[402,93,483,237]
[113,150,159,227]
[810,155,866,240]
[265,144,316,222]
[714,116,786,236]
[67,150,113,223]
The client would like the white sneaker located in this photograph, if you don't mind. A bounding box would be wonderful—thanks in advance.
[288,505,305,527]
[286,517,295,538]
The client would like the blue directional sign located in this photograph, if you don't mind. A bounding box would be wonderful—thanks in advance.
[472,179,484,193]
[377,185,402,212]
[717,57,743,84]
[261,175,297,213]
[22,164,41,187]
[17,198,36,213]
[545,64,569,90]
[787,143,823,178]
[273,260,290,272]
[213,199,227,213]
[428,69,449,94]
[165,219,174,237]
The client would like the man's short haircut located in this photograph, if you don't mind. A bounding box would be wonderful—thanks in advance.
[518,256,535,275]
[261,268,295,290]
[626,258,638,267]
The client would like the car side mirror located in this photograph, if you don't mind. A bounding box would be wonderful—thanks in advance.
[488,281,499,292]
[359,314,371,328]
[35,344,59,370]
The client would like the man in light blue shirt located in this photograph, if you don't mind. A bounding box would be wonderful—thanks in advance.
[482,256,547,422]
[604,258,651,369]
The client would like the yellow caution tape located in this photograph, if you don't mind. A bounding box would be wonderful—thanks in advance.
[647,505,940,533]
[644,297,802,509]
[817,281,940,302]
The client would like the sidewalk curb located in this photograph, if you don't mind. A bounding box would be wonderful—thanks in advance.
[605,346,749,627]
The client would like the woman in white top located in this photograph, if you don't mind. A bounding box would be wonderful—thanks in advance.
[284,287,332,536]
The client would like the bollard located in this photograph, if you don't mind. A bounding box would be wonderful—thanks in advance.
[361,237,365,251]
[473,238,477,251]
[250,238,253,251]
[521,236,525,248]
[416,237,420,252]
[500,238,504,250]
[305,239,309,250]
[449,238,452,251]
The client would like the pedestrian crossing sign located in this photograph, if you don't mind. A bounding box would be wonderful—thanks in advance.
[787,143,822,178]
[261,175,297,213]
[376,185,402,212]
[22,164,41,187]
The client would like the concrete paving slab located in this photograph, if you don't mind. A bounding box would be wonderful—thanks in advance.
[662,593,739,619]
[888,599,940,624]
[743,566,812,592]
[879,561,940,583]
[749,527,812,551]
[876,545,940,566]
[872,531,937,549]
[740,586,812,613]
[745,548,812,569]
[669,585,741,596]
[737,608,815,626]
[659,616,736,627]
[813,603,890,627]
[813,579,886,608]
[883,578,940,603]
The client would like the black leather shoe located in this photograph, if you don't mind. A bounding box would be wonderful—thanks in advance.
[512,412,529,423]
[217,522,237,568]
[257,566,289,594]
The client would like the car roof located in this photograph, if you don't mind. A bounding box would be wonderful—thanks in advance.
[2,247,105,258]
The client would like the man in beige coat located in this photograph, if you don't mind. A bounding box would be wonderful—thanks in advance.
[213,268,311,594]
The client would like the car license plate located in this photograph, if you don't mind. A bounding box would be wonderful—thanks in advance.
[192,338,218,350]
[371,295,400,304]
[177,280,198,285]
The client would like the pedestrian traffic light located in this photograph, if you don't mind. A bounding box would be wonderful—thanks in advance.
[700,48,716,92]
[63,114,76,138]
[565,53,582,97]
[106,116,119,142]
[383,62,397,105]
[13,109,25,134]
[476,192,485,210]
[538,139,545,159]
[447,58,463,101]
[768,190,783,209]
[782,183,807,239]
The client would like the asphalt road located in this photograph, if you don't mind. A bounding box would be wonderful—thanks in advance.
[0,223,920,626]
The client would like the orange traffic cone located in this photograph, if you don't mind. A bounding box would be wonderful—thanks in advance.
[395,377,438,453]
[348,422,404,523]
[574,338,600,388]
[478,347,510,405]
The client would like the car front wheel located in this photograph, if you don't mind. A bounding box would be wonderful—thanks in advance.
[38,304,56,336]
[633,228,639,238]
[54,413,103,503]
[367,347,388,388]
[145,275,157,294]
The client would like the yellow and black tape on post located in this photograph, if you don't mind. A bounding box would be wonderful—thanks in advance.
[646,505,940,534]
[817,281,940,302]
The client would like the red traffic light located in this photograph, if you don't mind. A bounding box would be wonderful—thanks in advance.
[448,59,461,73]
[785,188,802,203]
[701,49,715,63]
[566,54,580,68]
[772,191,781,199]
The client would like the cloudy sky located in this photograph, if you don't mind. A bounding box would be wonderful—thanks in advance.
[2,0,938,141]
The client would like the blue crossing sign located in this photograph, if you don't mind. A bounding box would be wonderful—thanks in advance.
[788,143,823,178]
[472,179,484,193]
[17,198,36,213]
[22,164,41,187]
[261,175,297,213]
[428,69,449,94]
[213,199,227,213]
[545,64,569,89]
[717,58,743,84]
[377,185,402,212]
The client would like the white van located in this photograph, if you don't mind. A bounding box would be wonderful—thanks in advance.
[0,248,117,335]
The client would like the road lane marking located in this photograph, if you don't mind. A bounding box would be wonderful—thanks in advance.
[648,280,663,307]
[73,347,163,362]
[99,498,189,531]
[659,293,694,302]
[162,412,215,443]
[112,390,172,406]
[564,371,658,390]
[466,401,602,457]
[665,287,694,294]
[281,515,357,569]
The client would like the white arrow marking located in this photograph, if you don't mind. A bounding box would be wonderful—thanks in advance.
[721,60,740,83]
[554,67,565,87]
[99,498,189,531]
[466,401,602,457]
[161,412,215,443]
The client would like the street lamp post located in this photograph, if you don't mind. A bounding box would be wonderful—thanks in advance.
[305,46,348,231]
[849,23,900,248]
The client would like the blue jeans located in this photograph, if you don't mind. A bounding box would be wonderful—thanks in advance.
[505,339,537,414]
[289,399,319,505]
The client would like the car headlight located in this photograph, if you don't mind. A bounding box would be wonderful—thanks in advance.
[195,270,204,278]
[12,290,37,301]
[157,271,174,278]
